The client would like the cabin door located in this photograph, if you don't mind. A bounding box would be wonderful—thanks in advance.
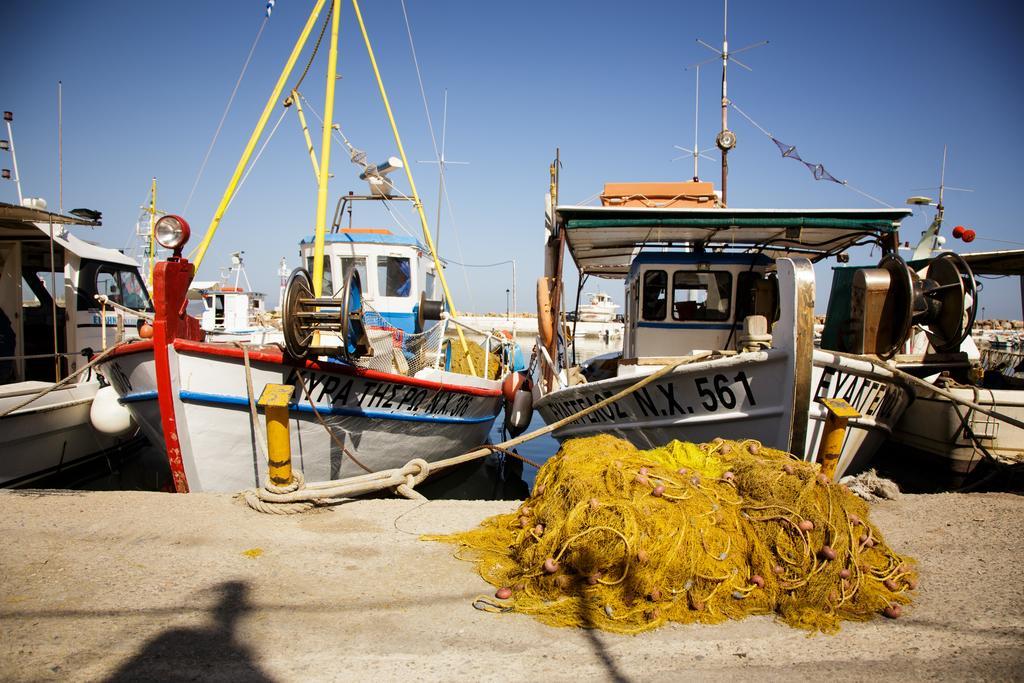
[0,242,23,383]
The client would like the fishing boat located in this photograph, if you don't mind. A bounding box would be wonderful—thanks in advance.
[0,200,148,487]
[534,175,945,478]
[577,292,619,322]
[190,251,274,342]
[888,248,1024,477]
[96,0,514,493]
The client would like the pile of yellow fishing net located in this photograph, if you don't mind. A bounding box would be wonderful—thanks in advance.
[428,435,917,634]
[447,339,504,380]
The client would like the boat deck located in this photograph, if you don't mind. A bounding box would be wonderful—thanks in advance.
[0,490,1021,680]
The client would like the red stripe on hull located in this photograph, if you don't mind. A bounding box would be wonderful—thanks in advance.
[106,339,501,398]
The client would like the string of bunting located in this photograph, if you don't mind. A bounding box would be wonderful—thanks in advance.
[730,101,892,208]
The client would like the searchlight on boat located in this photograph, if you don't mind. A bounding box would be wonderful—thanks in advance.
[359,156,403,197]
[155,214,191,255]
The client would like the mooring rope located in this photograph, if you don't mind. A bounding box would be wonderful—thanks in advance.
[241,355,701,513]
[0,344,124,419]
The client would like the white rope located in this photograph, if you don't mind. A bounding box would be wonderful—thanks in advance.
[184,17,270,213]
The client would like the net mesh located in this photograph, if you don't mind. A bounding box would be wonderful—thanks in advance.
[771,137,841,184]
[427,435,918,634]
[354,303,447,376]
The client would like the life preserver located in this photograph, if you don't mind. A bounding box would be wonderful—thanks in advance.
[537,276,555,349]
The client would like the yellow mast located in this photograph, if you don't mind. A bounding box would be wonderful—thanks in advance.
[312,0,341,298]
[350,0,478,376]
[147,177,156,288]
[191,0,329,271]
[291,89,321,179]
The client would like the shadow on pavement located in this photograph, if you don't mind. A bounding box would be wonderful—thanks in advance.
[105,580,275,682]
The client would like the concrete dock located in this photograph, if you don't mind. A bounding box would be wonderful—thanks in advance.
[1,490,1021,681]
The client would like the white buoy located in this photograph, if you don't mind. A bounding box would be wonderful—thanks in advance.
[89,385,134,436]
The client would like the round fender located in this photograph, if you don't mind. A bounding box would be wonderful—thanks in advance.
[504,387,534,437]
[502,370,527,403]
[90,385,135,436]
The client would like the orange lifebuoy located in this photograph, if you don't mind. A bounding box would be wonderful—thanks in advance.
[537,276,555,349]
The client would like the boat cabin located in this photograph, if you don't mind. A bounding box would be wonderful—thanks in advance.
[298,228,440,334]
[0,201,151,383]
[543,184,911,382]
[195,287,266,334]
[624,252,776,358]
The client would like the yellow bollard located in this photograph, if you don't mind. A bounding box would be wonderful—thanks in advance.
[258,384,296,487]
[815,397,861,481]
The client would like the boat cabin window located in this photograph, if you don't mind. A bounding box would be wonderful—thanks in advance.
[93,266,149,310]
[378,256,411,297]
[671,271,731,322]
[642,270,667,320]
[339,256,368,292]
[425,270,436,299]
[76,260,152,311]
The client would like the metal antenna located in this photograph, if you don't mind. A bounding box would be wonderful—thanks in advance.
[695,0,767,206]
[418,89,468,252]
[673,65,716,180]
[907,144,974,260]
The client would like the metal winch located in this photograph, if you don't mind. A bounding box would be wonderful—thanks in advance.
[848,251,977,357]
[281,267,371,362]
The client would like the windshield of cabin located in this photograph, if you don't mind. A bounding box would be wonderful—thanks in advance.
[642,270,667,320]
[378,256,411,297]
[672,271,732,322]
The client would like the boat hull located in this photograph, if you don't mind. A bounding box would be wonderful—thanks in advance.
[100,340,502,492]
[535,349,911,479]
[890,386,1024,474]
[0,380,137,487]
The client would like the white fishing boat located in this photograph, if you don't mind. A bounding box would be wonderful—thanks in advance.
[577,291,619,322]
[191,251,274,342]
[96,0,515,494]
[889,248,1024,476]
[532,175,938,478]
[0,200,148,487]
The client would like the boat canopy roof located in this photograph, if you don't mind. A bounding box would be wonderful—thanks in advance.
[0,201,138,268]
[958,249,1024,276]
[300,228,424,250]
[0,201,101,228]
[554,205,912,278]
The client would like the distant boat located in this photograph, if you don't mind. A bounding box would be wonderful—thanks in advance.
[577,291,619,322]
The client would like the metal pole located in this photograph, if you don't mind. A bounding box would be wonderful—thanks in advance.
[512,259,517,343]
[58,81,62,214]
[148,177,157,288]
[4,117,23,205]
[48,219,60,382]
[720,4,728,207]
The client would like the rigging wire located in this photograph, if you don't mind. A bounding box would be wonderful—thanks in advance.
[398,0,475,310]
[293,92,421,242]
[183,15,270,213]
[729,101,894,208]
[226,107,290,211]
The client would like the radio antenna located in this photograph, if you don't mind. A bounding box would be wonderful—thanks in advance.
[694,0,767,205]
[674,65,716,181]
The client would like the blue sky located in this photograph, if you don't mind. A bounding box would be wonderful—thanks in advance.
[2,0,1022,317]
